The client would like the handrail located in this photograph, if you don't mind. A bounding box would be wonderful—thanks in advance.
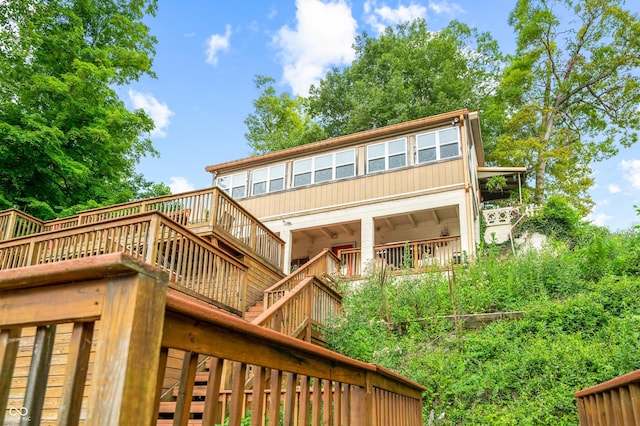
[574,369,640,425]
[3,186,285,269]
[253,275,342,340]
[263,248,340,307]
[164,288,424,426]
[0,211,248,313]
[0,209,43,240]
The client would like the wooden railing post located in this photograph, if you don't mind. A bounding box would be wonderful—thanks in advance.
[2,211,17,241]
[144,214,161,264]
[210,188,220,229]
[85,263,167,425]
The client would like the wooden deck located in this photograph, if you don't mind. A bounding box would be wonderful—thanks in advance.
[0,187,285,271]
[0,254,425,425]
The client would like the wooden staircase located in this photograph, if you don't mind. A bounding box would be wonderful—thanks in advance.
[243,300,265,323]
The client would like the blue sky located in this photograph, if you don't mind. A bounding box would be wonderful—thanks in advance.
[127,0,640,230]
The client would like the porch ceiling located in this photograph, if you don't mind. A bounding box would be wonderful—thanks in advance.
[293,220,360,243]
[376,206,458,231]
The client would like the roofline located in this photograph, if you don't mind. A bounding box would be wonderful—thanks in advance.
[205,109,472,174]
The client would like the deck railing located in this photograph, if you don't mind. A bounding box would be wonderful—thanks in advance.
[0,254,425,425]
[339,236,463,278]
[254,275,342,342]
[2,187,285,270]
[0,211,248,313]
[264,248,340,308]
[0,209,43,240]
[574,369,640,425]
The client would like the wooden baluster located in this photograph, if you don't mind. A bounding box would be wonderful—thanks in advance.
[230,362,248,426]
[268,369,282,426]
[249,366,267,426]
[58,322,95,425]
[22,324,56,426]
[174,351,199,426]
[283,372,297,426]
[0,328,21,425]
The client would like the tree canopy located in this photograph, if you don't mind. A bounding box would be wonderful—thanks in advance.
[307,19,503,139]
[0,0,167,219]
[492,0,640,211]
[244,75,325,155]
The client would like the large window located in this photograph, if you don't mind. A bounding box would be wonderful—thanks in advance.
[367,138,407,173]
[416,127,460,164]
[292,149,356,188]
[217,172,247,199]
[252,164,285,196]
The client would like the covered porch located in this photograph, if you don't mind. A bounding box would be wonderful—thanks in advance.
[286,205,464,278]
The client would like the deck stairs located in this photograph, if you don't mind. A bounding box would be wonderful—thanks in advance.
[155,250,343,424]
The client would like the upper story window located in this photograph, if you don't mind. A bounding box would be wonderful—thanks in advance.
[416,127,460,164]
[292,149,356,188]
[367,138,407,173]
[252,164,285,196]
[217,172,247,199]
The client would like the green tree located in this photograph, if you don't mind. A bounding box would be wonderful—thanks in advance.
[244,75,325,155]
[492,0,640,211]
[0,0,166,219]
[307,19,504,140]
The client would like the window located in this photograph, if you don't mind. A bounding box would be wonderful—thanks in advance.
[217,172,247,199]
[252,164,285,196]
[293,158,312,187]
[367,138,407,173]
[292,149,355,188]
[416,127,460,164]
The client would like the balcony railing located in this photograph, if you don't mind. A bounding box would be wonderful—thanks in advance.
[574,369,640,425]
[0,212,248,314]
[338,236,463,278]
[1,187,285,270]
[0,254,425,425]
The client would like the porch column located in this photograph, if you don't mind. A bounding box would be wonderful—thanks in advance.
[360,216,375,273]
[280,229,293,274]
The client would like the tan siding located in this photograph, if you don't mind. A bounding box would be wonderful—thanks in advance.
[240,159,465,219]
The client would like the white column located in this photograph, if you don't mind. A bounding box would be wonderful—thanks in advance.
[458,200,470,257]
[360,216,375,273]
[280,229,293,274]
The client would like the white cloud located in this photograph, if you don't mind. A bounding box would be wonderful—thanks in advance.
[364,1,427,34]
[608,184,622,194]
[273,0,357,96]
[586,212,612,227]
[128,90,173,138]
[620,159,640,190]
[169,177,195,194]
[428,0,465,15]
[206,24,232,66]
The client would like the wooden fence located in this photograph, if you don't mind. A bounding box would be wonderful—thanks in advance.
[574,369,640,425]
[0,212,248,314]
[1,187,285,270]
[0,254,425,425]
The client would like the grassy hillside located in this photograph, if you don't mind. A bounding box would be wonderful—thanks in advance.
[326,227,640,425]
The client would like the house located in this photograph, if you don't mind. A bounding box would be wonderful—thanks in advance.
[206,109,525,276]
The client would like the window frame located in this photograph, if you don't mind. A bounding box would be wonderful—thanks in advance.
[415,127,461,164]
[217,172,248,199]
[292,149,356,188]
[251,164,286,196]
[366,138,407,174]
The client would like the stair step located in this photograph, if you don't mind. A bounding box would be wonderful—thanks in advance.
[172,385,209,397]
[158,401,206,415]
[157,420,202,426]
